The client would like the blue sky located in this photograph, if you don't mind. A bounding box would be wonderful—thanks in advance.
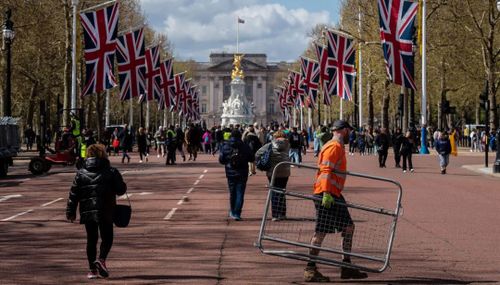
[139,0,341,62]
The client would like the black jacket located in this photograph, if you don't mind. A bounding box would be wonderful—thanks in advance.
[219,138,253,178]
[66,158,127,224]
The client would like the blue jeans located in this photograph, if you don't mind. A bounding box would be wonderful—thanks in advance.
[289,148,301,163]
[227,177,248,218]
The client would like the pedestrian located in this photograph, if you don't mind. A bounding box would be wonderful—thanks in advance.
[119,124,132,164]
[304,120,367,282]
[244,125,262,176]
[392,128,403,168]
[155,126,166,158]
[185,124,199,161]
[470,129,478,152]
[357,130,366,156]
[255,130,290,221]
[175,124,186,161]
[66,144,127,279]
[400,131,414,173]
[166,125,177,165]
[111,128,120,156]
[24,125,36,151]
[202,129,212,154]
[137,127,148,163]
[348,130,357,155]
[435,131,452,174]
[288,127,303,163]
[219,130,253,221]
[450,129,458,156]
[375,128,390,168]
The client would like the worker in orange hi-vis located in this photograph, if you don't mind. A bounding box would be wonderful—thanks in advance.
[304,120,368,282]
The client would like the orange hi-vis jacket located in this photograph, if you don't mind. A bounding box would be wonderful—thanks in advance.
[313,139,347,197]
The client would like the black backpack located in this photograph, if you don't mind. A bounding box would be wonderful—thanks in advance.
[256,143,273,171]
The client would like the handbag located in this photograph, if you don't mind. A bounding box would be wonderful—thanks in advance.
[113,193,131,228]
[112,139,120,148]
[256,143,273,171]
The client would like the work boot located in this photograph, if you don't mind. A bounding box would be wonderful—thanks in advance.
[304,266,330,282]
[340,267,368,279]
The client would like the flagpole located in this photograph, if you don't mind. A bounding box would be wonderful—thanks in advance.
[300,106,304,130]
[129,99,133,127]
[358,6,364,129]
[105,89,110,126]
[80,0,116,13]
[236,17,239,54]
[340,99,343,120]
[146,100,150,130]
[420,0,429,154]
[71,0,78,110]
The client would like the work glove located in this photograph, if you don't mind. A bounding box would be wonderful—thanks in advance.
[321,193,335,209]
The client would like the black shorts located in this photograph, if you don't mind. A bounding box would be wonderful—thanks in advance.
[314,193,353,234]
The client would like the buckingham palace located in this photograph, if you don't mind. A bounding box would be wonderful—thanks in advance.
[193,53,291,127]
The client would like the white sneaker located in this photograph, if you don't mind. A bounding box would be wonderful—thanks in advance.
[403,170,407,173]
[157,154,160,158]
[139,160,143,163]
[410,169,414,173]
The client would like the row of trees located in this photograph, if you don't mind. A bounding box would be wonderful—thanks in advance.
[0,0,191,137]
[298,0,498,131]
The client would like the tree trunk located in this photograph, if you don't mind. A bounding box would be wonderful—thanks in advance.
[95,92,104,142]
[26,82,38,128]
[382,79,391,129]
[367,78,374,133]
[63,0,72,128]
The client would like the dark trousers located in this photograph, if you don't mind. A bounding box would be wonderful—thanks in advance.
[227,176,248,218]
[378,150,388,167]
[166,149,176,164]
[85,221,113,270]
[394,149,401,166]
[139,147,147,161]
[402,153,413,170]
[268,176,289,218]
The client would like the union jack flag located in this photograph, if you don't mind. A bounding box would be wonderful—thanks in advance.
[314,43,333,105]
[191,90,200,120]
[159,58,176,110]
[173,72,186,112]
[325,30,356,101]
[290,71,306,107]
[378,0,418,89]
[179,79,193,116]
[142,45,162,103]
[275,88,288,120]
[300,57,320,109]
[282,78,294,107]
[116,28,145,101]
[80,2,119,96]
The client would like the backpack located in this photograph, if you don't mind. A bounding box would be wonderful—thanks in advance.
[256,143,273,171]
[229,145,242,168]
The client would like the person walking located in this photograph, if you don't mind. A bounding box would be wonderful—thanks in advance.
[435,131,452,174]
[219,130,253,221]
[175,124,186,161]
[375,128,390,168]
[202,129,212,154]
[155,126,166,158]
[255,130,290,221]
[185,124,199,161]
[119,125,132,164]
[137,127,148,163]
[166,125,177,165]
[244,126,262,176]
[392,128,403,168]
[400,131,415,173]
[288,127,303,163]
[66,144,127,279]
[304,120,367,282]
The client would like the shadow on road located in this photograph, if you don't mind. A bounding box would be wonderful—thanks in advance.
[115,274,223,281]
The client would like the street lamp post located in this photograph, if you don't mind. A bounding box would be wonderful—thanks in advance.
[2,9,15,117]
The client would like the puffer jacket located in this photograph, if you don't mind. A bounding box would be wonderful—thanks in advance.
[66,157,127,224]
[255,138,291,178]
[219,137,253,178]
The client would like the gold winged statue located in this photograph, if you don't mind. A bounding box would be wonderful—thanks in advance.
[231,54,245,80]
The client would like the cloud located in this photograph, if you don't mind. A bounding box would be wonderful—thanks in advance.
[139,0,332,62]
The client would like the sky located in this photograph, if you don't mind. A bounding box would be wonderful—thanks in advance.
[138,0,341,62]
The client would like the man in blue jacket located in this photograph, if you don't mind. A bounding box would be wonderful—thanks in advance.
[219,130,253,220]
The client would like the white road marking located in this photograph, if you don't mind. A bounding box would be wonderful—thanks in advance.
[199,174,204,179]
[194,180,200,185]
[2,209,33,222]
[203,169,208,173]
[164,208,177,220]
[0,194,22,202]
[187,187,194,194]
[41,198,63,207]
[177,197,185,205]
[138,192,153,195]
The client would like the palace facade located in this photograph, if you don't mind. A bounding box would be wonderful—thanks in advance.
[193,53,291,127]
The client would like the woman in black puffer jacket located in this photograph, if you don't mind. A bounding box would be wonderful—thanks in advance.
[66,144,127,279]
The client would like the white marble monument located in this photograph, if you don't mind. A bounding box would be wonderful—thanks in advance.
[221,54,255,126]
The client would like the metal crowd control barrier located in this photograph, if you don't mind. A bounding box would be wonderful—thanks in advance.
[255,161,403,273]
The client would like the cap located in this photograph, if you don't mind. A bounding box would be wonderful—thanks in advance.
[331,120,353,131]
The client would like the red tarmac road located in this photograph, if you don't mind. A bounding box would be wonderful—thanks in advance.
[0,149,499,284]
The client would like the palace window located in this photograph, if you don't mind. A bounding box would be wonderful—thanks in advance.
[269,102,275,114]
[201,104,207,113]
[257,83,262,88]
[202,86,207,94]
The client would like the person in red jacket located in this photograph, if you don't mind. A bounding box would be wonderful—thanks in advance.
[304,120,368,282]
